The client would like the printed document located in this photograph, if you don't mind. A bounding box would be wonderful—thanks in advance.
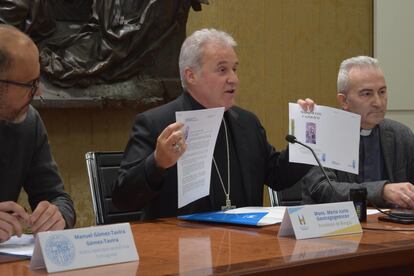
[288,103,360,174]
[0,234,34,257]
[176,107,224,208]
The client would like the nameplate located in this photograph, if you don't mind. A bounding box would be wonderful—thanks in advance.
[29,223,138,273]
[278,202,362,240]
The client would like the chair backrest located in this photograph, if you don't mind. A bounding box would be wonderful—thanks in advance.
[268,181,302,207]
[85,151,143,225]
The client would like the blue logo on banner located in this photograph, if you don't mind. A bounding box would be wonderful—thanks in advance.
[45,234,75,266]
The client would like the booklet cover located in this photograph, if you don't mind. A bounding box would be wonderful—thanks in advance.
[178,207,286,226]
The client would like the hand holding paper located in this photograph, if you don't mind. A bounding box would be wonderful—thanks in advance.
[288,103,361,174]
[0,201,30,242]
[154,122,187,169]
[30,201,66,233]
[296,98,316,112]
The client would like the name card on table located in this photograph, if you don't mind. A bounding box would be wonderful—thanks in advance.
[278,202,362,240]
[30,223,138,273]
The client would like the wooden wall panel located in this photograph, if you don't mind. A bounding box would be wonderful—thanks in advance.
[19,0,372,227]
[188,0,373,148]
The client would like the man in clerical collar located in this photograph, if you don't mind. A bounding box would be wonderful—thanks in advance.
[300,56,414,209]
[113,28,314,220]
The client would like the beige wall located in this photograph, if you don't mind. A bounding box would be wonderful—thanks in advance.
[20,0,373,227]
[374,0,414,131]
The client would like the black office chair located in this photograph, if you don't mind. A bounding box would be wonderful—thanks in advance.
[85,151,143,225]
[268,181,303,207]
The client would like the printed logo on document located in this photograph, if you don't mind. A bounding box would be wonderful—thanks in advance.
[45,234,76,266]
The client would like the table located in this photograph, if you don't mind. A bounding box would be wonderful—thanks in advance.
[1,214,414,275]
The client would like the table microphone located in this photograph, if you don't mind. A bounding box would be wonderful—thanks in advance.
[285,134,336,196]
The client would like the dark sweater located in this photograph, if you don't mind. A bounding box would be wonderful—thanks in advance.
[0,106,75,228]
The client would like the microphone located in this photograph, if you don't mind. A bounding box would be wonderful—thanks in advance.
[285,134,335,194]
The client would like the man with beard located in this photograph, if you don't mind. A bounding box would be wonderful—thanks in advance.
[0,25,75,242]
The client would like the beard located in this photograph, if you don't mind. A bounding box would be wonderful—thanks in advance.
[11,107,29,123]
[0,101,30,124]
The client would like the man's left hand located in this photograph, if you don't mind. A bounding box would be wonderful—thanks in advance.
[30,201,66,233]
[297,98,315,112]
[383,182,414,209]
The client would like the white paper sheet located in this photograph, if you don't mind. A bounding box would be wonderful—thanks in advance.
[0,234,35,256]
[176,107,224,208]
[288,103,361,174]
[225,206,286,225]
[367,209,389,215]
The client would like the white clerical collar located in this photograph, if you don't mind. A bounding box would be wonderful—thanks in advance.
[360,128,373,136]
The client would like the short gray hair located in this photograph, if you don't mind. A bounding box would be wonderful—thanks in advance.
[337,56,380,93]
[179,28,237,89]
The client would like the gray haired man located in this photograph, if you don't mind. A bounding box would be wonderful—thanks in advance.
[113,28,314,219]
[301,56,414,209]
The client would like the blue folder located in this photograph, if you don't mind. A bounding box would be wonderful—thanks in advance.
[178,211,268,226]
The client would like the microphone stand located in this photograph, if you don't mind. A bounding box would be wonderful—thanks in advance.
[285,135,334,191]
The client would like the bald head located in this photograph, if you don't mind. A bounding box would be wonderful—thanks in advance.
[0,25,40,123]
[0,25,37,79]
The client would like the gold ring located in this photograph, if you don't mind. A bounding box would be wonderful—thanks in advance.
[173,143,181,153]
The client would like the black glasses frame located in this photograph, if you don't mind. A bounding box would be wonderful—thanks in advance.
[0,78,40,99]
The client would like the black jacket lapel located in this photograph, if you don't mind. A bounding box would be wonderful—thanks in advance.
[225,108,257,205]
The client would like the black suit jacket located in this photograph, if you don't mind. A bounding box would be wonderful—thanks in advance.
[113,92,309,219]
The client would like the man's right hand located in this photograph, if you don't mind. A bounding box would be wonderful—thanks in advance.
[154,122,187,169]
[0,201,30,242]
[383,182,414,209]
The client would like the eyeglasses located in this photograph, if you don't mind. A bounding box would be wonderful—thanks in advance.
[0,78,40,99]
